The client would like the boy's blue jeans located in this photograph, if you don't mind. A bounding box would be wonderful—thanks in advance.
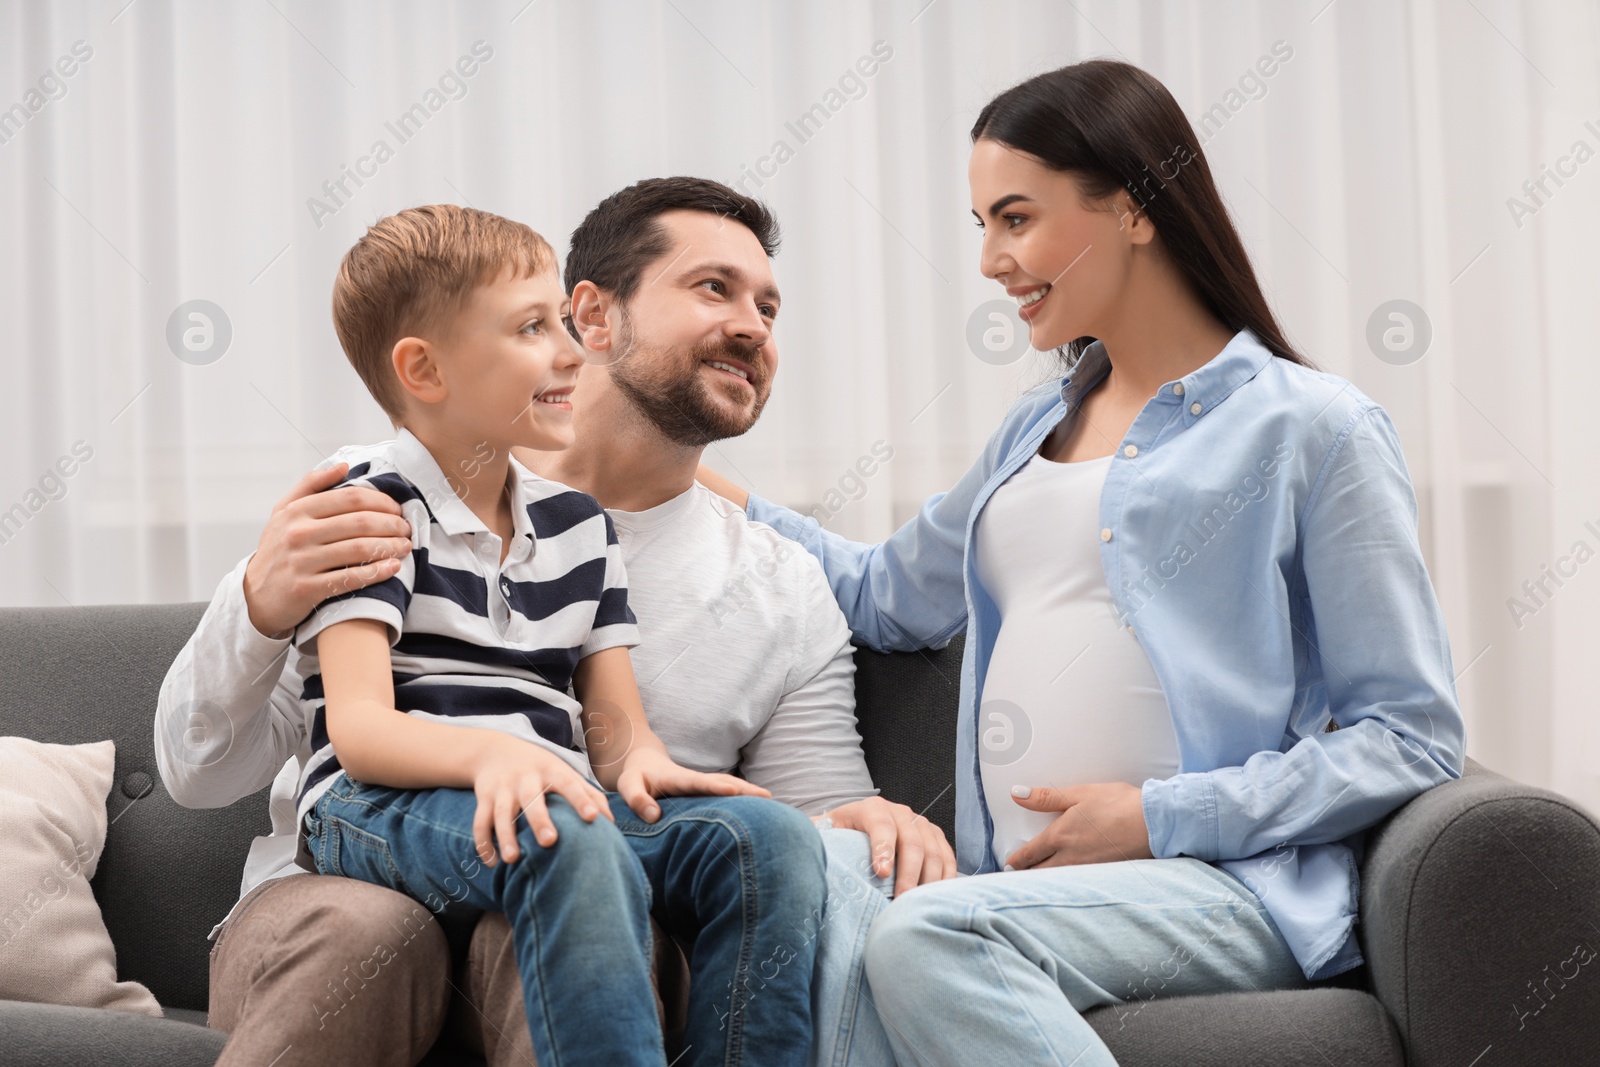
[305,774,827,1067]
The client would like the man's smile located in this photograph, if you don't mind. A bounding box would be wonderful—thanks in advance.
[704,358,755,385]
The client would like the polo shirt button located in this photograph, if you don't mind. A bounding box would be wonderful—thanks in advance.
[1173,383,1185,396]
[1190,402,1202,415]
[1100,528,1113,542]
[1123,445,1138,458]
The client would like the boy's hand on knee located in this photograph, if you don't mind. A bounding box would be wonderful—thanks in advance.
[471,735,612,865]
[614,747,771,823]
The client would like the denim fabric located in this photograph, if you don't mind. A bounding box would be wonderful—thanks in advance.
[308,776,826,1066]
[605,791,827,1065]
[862,858,1308,1066]
[810,828,895,1067]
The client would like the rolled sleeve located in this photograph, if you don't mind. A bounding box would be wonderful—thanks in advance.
[1139,405,1465,862]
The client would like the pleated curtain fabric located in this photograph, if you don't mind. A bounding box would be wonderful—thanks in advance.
[0,0,1595,814]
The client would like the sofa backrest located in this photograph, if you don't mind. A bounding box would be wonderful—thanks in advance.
[852,641,962,840]
[0,602,965,1013]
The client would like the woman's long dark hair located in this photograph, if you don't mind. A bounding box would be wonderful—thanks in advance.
[972,60,1312,368]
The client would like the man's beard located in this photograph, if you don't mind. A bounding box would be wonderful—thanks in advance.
[607,311,769,448]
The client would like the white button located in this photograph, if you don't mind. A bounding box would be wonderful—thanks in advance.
[1100,528,1113,542]
[1190,402,1202,415]
[1173,383,1185,396]
[1123,445,1138,458]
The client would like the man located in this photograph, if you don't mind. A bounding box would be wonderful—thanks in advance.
[155,176,954,1067]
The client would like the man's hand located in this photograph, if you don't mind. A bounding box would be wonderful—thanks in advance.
[613,746,772,823]
[823,796,957,897]
[243,463,413,638]
[470,734,613,865]
[1004,782,1154,870]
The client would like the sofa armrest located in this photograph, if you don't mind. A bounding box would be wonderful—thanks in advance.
[1359,758,1600,1066]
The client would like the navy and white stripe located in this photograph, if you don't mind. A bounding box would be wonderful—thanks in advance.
[291,429,639,826]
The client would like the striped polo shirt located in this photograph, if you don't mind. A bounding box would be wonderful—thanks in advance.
[291,428,639,827]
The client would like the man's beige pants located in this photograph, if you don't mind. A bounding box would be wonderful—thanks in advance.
[207,874,686,1066]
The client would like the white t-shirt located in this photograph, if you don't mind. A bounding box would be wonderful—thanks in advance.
[157,472,876,939]
[608,482,872,812]
[974,453,1181,868]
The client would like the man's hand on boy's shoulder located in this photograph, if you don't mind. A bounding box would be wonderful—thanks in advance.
[243,463,414,639]
[613,746,772,823]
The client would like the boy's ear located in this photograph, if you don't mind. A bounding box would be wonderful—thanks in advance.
[569,280,619,366]
[391,337,447,404]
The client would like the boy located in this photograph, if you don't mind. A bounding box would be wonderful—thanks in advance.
[292,205,826,1067]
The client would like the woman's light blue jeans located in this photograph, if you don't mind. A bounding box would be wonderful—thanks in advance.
[306,774,827,1067]
[859,857,1310,1066]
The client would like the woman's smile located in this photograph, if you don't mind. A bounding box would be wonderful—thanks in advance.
[1011,282,1053,322]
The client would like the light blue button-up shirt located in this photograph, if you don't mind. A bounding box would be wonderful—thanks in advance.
[746,328,1464,980]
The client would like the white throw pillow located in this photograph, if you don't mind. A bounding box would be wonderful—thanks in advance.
[0,738,162,1016]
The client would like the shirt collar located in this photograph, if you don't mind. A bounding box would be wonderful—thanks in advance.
[610,482,699,534]
[1058,328,1274,420]
[390,428,536,544]
[504,455,539,544]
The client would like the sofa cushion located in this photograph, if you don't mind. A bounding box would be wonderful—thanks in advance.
[0,999,226,1067]
[1086,987,1404,1065]
[0,737,161,1017]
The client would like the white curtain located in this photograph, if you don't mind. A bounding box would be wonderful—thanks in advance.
[2,0,1596,812]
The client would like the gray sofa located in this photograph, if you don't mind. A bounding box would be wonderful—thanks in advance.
[2,601,1598,1066]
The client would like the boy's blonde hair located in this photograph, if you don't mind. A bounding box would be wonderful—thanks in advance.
[332,205,558,420]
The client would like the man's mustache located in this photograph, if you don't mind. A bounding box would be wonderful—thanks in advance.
[693,337,766,386]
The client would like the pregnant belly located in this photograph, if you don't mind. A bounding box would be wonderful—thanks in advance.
[978,607,1180,867]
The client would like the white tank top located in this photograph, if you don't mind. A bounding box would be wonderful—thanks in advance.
[974,452,1181,868]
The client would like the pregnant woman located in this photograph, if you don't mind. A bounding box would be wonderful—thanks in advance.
[699,59,1465,1065]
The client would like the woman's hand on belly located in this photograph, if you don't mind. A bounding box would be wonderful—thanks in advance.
[1002,782,1154,870]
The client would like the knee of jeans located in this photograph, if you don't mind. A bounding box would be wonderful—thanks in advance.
[817,828,891,924]
[819,827,877,886]
[526,799,641,884]
[721,797,823,856]
[724,798,827,889]
[863,887,962,984]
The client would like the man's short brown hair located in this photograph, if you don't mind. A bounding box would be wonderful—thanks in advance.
[332,205,558,420]
[564,177,779,303]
